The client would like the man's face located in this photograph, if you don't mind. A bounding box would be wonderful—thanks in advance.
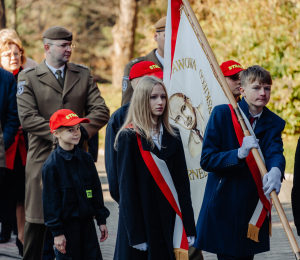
[225,73,241,98]
[169,95,196,130]
[240,80,271,109]
[154,32,165,56]
[47,40,72,64]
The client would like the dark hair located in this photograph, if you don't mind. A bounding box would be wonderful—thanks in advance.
[240,65,272,87]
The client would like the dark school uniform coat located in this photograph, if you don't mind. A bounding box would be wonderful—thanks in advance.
[114,127,196,260]
[105,102,130,203]
[0,68,19,163]
[121,49,163,106]
[42,145,110,237]
[194,98,286,257]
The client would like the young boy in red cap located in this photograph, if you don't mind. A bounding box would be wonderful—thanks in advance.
[42,109,110,260]
[105,61,163,203]
[220,60,244,102]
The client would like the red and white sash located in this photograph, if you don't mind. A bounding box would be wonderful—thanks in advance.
[136,133,189,259]
[228,105,271,242]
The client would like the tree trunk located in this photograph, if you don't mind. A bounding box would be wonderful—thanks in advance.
[112,0,137,87]
[0,0,6,29]
[11,0,17,31]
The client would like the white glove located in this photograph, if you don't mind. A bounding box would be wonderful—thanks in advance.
[238,136,259,159]
[263,167,282,196]
[187,236,195,247]
[132,242,148,251]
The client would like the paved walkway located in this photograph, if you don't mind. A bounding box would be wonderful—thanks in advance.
[0,155,299,259]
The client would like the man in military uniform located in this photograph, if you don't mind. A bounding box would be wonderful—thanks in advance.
[121,16,166,106]
[17,26,110,260]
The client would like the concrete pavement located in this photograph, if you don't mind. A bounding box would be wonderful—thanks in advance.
[0,155,299,259]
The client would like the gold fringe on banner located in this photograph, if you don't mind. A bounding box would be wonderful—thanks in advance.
[247,223,260,242]
[174,248,189,260]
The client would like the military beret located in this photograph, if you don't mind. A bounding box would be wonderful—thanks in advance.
[155,17,166,32]
[43,26,72,41]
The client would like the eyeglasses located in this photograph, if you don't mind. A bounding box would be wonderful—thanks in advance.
[1,52,22,59]
[48,43,76,50]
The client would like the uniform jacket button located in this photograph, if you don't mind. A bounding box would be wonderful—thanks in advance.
[63,100,66,104]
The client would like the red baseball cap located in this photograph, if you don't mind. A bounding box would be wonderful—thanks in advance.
[49,109,90,133]
[220,60,244,77]
[129,61,163,80]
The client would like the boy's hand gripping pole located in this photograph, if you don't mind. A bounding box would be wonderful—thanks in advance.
[181,0,300,258]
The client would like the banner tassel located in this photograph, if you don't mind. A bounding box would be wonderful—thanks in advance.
[174,248,189,260]
[247,224,259,242]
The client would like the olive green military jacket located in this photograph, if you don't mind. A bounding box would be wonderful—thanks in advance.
[17,61,110,224]
[0,121,6,168]
[121,49,163,106]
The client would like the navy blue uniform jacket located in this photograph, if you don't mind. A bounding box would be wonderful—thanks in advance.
[114,127,196,260]
[194,98,285,257]
[42,145,110,237]
[0,68,19,150]
[105,102,130,203]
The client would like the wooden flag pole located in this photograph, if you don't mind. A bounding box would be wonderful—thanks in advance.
[181,0,300,258]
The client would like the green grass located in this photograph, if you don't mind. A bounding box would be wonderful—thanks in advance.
[97,83,298,173]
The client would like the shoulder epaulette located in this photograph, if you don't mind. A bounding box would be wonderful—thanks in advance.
[131,57,144,64]
[76,64,89,70]
[23,67,35,73]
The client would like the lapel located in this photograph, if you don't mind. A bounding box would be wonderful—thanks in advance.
[63,63,80,98]
[145,49,164,70]
[36,61,62,94]
[239,98,275,135]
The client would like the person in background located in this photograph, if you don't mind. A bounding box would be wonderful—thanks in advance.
[17,26,110,260]
[292,139,300,247]
[105,61,163,203]
[0,28,28,256]
[0,67,19,244]
[121,17,166,106]
[220,60,245,102]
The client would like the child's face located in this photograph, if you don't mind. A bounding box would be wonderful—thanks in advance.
[240,80,271,109]
[54,124,81,148]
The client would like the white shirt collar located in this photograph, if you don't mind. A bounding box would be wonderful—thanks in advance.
[155,50,164,67]
[249,109,263,120]
[151,124,163,150]
[45,60,65,78]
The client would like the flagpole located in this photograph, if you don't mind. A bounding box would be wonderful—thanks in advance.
[181,0,300,258]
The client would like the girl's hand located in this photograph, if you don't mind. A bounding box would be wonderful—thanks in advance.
[54,234,66,253]
[99,225,108,242]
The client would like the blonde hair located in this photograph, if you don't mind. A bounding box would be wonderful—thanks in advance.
[0,29,27,65]
[114,76,176,149]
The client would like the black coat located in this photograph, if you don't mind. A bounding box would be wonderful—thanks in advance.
[42,145,110,237]
[292,138,300,236]
[0,68,19,150]
[114,127,196,260]
[105,102,129,203]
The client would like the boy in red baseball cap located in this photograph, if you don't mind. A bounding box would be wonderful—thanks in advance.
[42,109,110,260]
[220,60,244,101]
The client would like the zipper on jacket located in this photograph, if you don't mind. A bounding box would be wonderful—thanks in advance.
[211,177,223,204]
